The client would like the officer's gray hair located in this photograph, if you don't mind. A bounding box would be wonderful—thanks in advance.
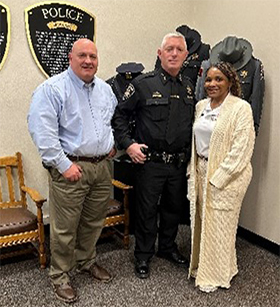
[160,32,187,50]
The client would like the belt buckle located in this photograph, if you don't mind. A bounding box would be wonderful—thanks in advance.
[94,156,99,163]
[93,155,102,163]
[162,152,173,164]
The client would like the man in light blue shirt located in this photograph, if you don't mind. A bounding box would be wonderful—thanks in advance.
[28,38,117,303]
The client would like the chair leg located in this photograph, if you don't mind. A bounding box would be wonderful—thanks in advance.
[38,222,46,269]
[123,235,129,250]
[123,190,130,249]
[39,245,47,269]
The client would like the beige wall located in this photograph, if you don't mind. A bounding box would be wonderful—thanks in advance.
[192,0,280,245]
[0,0,279,244]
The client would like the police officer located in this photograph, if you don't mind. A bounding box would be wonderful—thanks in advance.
[112,32,195,279]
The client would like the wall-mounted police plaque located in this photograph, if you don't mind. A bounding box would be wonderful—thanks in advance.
[0,2,10,70]
[25,1,95,77]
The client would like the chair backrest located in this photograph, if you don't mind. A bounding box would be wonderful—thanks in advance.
[0,152,27,209]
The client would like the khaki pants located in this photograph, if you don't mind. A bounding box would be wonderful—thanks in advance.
[48,159,112,285]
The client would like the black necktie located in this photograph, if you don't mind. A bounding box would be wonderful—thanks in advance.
[166,78,180,145]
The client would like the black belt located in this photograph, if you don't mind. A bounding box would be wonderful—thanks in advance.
[146,150,188,165]
[67,155,107,163]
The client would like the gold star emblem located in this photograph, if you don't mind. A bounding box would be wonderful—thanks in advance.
[186,85,193,95]
[240,70,248,78]
[190,53,199,60]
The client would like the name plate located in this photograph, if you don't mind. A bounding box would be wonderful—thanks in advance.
[0,2,10,70]
[25,1,95,77]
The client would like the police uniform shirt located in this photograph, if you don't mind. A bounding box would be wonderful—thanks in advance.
[180,43,210,87]
[112,67,195,155]
[107,73,132,103]
[106,63,144,104]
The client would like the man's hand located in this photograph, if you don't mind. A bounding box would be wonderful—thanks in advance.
[126,143,148,164]
[107,146,117,159]
[62,163,82,181]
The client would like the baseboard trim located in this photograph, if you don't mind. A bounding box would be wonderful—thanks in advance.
[237,226,280,256]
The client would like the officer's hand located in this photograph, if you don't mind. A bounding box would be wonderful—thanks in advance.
[62,163,82,181]
[126,143,148,164]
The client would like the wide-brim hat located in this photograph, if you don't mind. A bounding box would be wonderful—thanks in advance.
[210,36,253,70]
[176,25,202,54]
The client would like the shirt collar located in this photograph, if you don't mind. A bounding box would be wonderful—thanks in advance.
[67,67,95,89]
[159,67,183,85]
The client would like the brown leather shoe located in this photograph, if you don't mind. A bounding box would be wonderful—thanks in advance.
[87,263,113,283]
[52,283,77,303]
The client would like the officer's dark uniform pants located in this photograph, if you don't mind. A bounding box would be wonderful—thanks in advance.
[134,161,187,261]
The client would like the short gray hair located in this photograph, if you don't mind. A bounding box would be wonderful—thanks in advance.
[160,32,187,50]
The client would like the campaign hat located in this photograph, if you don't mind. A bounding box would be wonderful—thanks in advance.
[210,36,253,70]
[176,25,202,54]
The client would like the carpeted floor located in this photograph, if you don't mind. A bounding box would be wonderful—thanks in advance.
[0,225,279,307]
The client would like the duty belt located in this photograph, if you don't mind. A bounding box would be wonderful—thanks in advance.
[145,150,188,166]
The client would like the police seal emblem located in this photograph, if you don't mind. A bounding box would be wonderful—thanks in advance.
[25,2,95,77]
[0,2,10,71]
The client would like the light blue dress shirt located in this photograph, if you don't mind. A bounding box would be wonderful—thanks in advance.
[28,67,118,173]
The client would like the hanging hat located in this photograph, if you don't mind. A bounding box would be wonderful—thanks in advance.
[210,36,253,70]
[176,25,202,54]
[116,62,144,74]
[116,62,145,80]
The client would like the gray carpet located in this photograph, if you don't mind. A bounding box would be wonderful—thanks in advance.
[0,225,279,307]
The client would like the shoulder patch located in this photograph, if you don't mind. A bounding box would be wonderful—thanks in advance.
[123,83,135,101]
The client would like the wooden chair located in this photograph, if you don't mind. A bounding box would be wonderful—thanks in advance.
[102,179,133,249]
[0,152,46,268]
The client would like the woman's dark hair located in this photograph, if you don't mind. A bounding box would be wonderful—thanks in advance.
[206,62,242,97]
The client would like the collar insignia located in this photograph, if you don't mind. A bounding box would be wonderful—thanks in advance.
[161,73,167,81]
[240,70,248,78]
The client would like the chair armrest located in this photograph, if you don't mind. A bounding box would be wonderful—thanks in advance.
[112,179,133,190]
[21,186,47,206]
